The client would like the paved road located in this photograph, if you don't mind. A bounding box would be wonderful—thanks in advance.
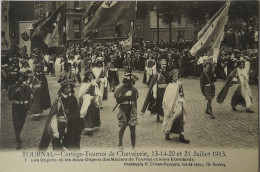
[0,71,258,151]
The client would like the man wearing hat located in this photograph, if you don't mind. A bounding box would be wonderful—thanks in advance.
[78,69,102,136]
[114,72,139,148]
[217,58,254,113]
[8,72,32,149]
[39,79,82,151]
[141,59,169,122]
[107,55,120,92]
[162,69,189,143]
[28,63,51,120]
[58,62,76,83]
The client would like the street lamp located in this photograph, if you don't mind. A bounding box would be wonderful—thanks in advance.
[153,4,159,46]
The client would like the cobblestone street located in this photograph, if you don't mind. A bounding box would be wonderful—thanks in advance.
[1,71,258,151]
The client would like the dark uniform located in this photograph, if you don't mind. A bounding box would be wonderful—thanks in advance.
[8,74,32,149]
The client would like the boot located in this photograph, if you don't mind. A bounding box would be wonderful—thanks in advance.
[85,131,93,137]
[16,142,22,150]
[210,113,215,119]
[165,134,171,141]
[232,106,238,111]
[179,134,190,144]
[156,115,161,122]
[246,108,254,113]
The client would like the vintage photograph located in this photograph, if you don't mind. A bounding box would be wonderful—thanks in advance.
[0,0,259,171]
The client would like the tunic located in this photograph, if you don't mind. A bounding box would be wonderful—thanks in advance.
[114,84,139,127]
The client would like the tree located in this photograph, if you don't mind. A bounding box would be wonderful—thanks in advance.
[183,1,224,30]
[157,1,186,42]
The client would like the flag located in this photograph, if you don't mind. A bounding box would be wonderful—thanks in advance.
[46,13,61,47]
[31,3,65,47]
[121,33,132,52]
[83,1,103,26]
[84,1,136,35]
[190,1,230,63]
[1,1,11,50]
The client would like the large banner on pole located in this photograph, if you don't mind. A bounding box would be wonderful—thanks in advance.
[1,1,11,51]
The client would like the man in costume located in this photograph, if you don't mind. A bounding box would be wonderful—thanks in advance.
[107,54,120,92]
[162,69,189,143]
[39,80,82,151]
[143,54,156,86]
[58,63,77,83]
[78,70,102,136]
[200,60,217,119]
[28,63,51,120]
[141,59,169,122]
[217,59,254,113]
[114,73,139,148]
[123,51,134,74]
[8,72,32,149]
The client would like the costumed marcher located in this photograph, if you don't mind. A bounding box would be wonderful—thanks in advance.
[217,59,254,113]
[8,72,32,149]
[47,54,55,76]
[1,63,9,90]
[143,54,156,86]
[141,59,169,122]
[107,55,120,92]
[73,54,82,84]
[58,63,77,83]
[114,73,139,148]
[123,51,134,74]
[8,58,20,86]
[39,79,82,151]
[92,57,108,106]
[19,60,31,73]
[78,70,102,136]
[162,69,190,144]
[28,63,51,120]
[28,54,36,72]
[200,60,217,119]
[54,56,64,79]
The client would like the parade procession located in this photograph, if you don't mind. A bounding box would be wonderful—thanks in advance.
[1,1,259,151]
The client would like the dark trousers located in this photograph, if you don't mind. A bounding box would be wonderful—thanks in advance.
[76,73,82,83]
[12,104,28,142]
[47,63,55,75]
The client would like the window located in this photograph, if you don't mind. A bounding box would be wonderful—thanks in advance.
[74,1,79,8]
[73,20,81,39]
[177,18,182,25]
[115,25,122,37]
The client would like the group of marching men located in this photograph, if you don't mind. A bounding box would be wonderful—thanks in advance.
[4,43,255,150]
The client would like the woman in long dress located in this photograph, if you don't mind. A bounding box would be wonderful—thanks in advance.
[162,69,190,144]
[78,69,102,136]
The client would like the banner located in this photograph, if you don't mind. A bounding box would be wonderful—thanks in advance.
[31,3,65,47]
[84,1,136,35]
[190,1,230,63]
[1,1,11,51]
[18,21,33,56]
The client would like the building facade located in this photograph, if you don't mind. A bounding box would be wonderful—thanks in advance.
[33,1,91,44]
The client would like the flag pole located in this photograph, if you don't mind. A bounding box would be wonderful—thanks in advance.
[130,1,137,80]
[64,1,67,61]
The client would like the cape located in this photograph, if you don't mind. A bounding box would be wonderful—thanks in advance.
[39,98,59,151]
